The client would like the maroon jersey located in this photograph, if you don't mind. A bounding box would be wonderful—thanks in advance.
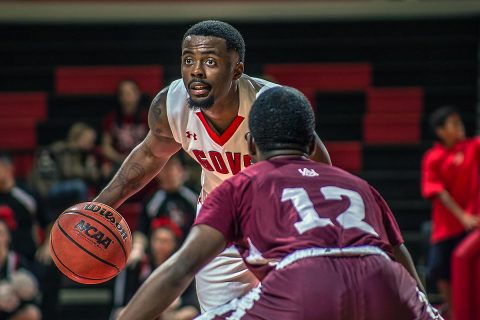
[195,156,404,281]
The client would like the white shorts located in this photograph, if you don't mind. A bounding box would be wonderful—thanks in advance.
[196,246,259,312]
[195,203,259,312]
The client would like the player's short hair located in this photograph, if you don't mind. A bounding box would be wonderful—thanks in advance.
[249,87,315,153]
[429,106,459,131]
[183,20,245,62]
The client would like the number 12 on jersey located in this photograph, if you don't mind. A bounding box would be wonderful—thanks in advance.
[281,186,379,237]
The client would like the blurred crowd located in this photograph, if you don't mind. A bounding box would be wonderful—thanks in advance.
[0,80,200,320]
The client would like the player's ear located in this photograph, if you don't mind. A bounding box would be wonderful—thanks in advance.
[233,62,244,80]
[247,133,257,157]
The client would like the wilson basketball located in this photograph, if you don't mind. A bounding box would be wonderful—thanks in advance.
[50,202,132,284]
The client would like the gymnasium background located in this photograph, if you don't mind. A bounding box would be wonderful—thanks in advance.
[0,0,479,319]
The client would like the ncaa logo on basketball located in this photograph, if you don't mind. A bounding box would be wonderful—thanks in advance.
[83,203,129,241]
[74,220,113,249]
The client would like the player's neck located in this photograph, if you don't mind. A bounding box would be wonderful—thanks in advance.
[201,84,240,135]
[260,150,309,161]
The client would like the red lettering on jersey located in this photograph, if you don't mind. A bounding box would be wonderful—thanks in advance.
[244,155,253,167]
[209,151,229,174]
[226,152,242,175]
[192,150,214,171]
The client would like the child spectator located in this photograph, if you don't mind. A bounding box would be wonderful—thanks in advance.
[421,106,480,317]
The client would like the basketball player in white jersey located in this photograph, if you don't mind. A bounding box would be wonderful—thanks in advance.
[94,20,331,312]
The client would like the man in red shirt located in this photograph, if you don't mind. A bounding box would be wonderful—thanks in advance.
[421,106,480,317]
[118,87,441,319]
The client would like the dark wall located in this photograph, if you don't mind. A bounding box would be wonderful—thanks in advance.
[1,18,478,89]
[1,17,478,139]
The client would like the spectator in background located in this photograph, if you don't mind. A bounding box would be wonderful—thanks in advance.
[0,152,50,267]
[111,217,199,320]
[101,80,149,179]
[29,122,100,214]
[28,122,100,320]
[129,155,197,266]
[0,218,41,320]
[421,106,480,317]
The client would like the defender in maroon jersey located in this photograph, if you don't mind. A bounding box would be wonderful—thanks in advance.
[117,87,442,320]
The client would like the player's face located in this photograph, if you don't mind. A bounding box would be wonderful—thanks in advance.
[181,35,243,110]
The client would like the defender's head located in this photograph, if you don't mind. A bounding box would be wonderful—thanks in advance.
[247,86,316,160]
[181,20,245,110]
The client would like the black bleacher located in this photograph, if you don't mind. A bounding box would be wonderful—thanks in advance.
[315,92,365,141]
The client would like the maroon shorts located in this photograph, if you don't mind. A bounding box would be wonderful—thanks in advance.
[201,255,441,320]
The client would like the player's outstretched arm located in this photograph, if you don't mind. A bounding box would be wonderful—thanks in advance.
[94,89,181,209]
[309,132,332,165]
[117,225,226,320]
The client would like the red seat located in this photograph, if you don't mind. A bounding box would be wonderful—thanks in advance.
[55,65,163,96]
[13,153,35,178]
[363,114,421,144]
[0,92,47,120]
[0,119,38,149]
[325,141,362,173]
[264,63,372,91]
[367,87,423,113]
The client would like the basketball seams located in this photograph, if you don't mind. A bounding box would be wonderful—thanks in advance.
[50,234,114,283]
[62,210,128,261]
[56,219,120,272]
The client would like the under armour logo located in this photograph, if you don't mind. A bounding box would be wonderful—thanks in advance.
[298,168,319,177]
[186,131,197,140]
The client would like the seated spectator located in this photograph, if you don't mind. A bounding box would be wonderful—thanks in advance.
[129,155,197,266]
[30,122,100,213]
[111,217,199,320]
[0,152,50,266]
[101,80,148,179]
[0,217,41,320]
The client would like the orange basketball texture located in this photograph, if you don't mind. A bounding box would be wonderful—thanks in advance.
[50,202,132,284]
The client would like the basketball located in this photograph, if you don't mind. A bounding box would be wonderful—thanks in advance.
[50,202,132,284]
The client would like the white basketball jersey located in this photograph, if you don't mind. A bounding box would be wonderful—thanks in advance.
[167,75,278,202]
[166,75,278,312]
